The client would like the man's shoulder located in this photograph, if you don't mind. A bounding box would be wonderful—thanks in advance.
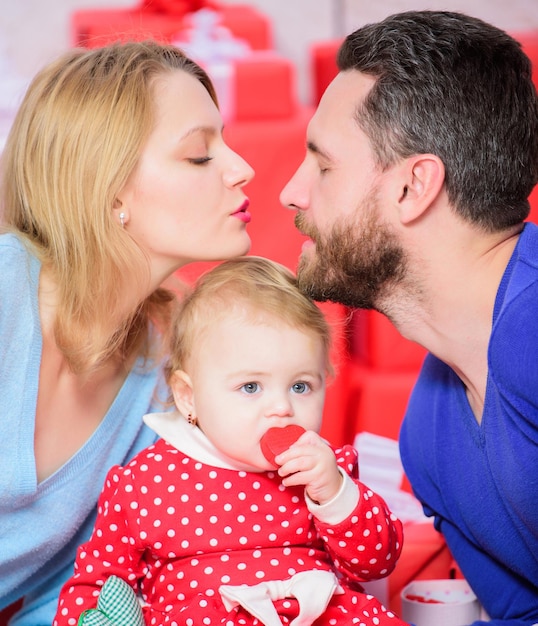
[517,222,538,267]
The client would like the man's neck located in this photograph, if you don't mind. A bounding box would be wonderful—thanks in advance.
[379,222,522,417]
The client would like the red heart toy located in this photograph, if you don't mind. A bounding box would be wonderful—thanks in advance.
[260,425,306,465]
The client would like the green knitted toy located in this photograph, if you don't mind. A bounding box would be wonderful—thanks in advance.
[77,576,144,626]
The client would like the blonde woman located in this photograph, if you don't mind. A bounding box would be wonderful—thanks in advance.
[0,40,253,626]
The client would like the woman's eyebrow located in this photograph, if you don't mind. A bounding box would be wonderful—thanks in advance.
[179,125,219,141]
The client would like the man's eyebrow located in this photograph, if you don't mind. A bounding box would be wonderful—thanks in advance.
[307,140,333,162]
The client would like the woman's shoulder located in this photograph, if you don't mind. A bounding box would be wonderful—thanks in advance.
[0,231,24,252]
[0,232,39,296]
[0,232,36,268]
[0,231,26,245]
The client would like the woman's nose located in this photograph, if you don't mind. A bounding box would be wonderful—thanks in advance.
[224,149,255,188]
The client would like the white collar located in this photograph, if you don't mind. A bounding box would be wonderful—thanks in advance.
[143,411,265,473]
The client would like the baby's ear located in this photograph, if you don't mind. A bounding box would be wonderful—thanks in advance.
[170,370,195,418]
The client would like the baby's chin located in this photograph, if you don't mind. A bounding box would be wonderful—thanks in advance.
[226,453,273,473]
[252,455,278,472]
[260,460,278,472]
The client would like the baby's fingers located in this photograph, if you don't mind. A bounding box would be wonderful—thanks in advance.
[277,451,317,479]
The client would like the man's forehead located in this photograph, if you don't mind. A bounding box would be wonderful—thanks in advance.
[312,71,375,127]
[307,71,375,153]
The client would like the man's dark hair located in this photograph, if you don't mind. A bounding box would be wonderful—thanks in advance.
[338,11,538,231]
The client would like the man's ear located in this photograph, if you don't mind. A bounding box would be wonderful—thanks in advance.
[169,370,195,418]
[396,154,445,225]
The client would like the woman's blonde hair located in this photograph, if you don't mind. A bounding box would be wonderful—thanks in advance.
[164,256,333,396]
[1,41,217,374]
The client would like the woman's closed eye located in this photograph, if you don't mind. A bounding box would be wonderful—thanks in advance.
[187,156,213,165]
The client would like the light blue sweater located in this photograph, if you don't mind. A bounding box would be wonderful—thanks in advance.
[0,233,161,626]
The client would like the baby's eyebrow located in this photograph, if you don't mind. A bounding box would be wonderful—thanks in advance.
[225,370,266,381]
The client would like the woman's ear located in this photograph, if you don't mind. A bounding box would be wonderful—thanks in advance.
[396,154,445,224]
[170,370,195,418]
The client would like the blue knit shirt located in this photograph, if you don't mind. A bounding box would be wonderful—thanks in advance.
[400,222,538,625]
[0,234,161,625]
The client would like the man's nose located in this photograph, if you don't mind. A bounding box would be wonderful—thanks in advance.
[279,164,309,211]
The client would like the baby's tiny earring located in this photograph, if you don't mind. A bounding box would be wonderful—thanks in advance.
[119,212,125,228]
[187,413,197,426]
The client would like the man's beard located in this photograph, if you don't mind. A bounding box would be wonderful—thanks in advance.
[294,193,406,310]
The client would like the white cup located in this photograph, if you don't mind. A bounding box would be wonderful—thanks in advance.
[401,579,481,626]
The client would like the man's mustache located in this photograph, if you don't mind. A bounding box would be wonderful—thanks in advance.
[294,212,318,241]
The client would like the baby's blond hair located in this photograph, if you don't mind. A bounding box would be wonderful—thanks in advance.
[165,257,333,392]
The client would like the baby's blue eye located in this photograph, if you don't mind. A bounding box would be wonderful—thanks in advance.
[292,382,309,394]
[241,382,260,394]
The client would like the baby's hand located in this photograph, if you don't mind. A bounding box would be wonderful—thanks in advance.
[275,430,342,505]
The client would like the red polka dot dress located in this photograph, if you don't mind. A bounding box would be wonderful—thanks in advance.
[54,413,406,626]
